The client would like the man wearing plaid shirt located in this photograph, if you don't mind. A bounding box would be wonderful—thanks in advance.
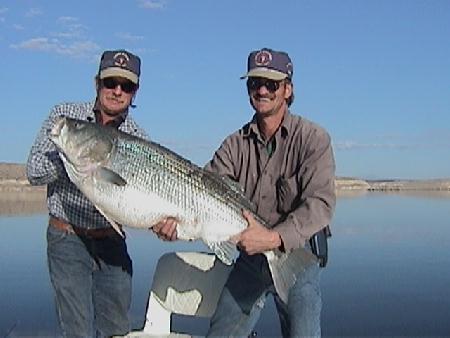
[27,49,148,337]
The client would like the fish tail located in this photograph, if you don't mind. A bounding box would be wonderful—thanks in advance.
[206,241,237,266]
[264,248,318,304]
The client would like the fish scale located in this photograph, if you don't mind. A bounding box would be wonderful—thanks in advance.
[108,137,244,241]
[120,138,244,227]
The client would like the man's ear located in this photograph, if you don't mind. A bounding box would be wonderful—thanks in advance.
[284,81,293,100]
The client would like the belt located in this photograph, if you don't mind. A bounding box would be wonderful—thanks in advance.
[49,216,120,239]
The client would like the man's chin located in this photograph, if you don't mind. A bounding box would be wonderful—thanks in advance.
[254,105,272,114]
[103,104,127,116]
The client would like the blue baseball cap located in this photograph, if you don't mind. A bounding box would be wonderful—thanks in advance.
[241,48,293,81]
[98,50,141,84]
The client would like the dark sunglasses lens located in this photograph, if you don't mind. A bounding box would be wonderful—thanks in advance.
[120,81,136,93]
[102,78,116,89]
[265,80,279,92]
[102,78,136,93]
[247,78,279,92]
[247,79,256,90]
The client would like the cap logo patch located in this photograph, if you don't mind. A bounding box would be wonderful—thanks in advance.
[254,50,272,66]
[113,52,130,68]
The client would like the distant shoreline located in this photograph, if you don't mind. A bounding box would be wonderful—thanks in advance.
[1,162,450,215]
[1,162,450,197]
[335,177,450,192]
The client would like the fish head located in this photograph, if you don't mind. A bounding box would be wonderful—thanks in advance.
[49,117,115,173]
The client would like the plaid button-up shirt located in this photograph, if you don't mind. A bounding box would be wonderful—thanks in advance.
[27,101,149,229]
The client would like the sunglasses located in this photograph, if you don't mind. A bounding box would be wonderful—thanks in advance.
[101,77,137,94]
[246,77,282,93]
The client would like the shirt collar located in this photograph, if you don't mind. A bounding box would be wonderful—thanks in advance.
[243,109,291,140]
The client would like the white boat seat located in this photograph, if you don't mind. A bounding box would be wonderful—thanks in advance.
[126,251,232,337]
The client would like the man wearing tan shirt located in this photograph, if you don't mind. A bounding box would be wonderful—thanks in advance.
[153,48,336,337]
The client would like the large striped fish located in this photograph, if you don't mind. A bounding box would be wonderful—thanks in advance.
[49,116,317,303]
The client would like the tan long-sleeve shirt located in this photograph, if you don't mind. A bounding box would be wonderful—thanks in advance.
[205,111,336,252]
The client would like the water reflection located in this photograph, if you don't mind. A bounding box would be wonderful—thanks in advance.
[1,192,450,336]
[0,191,46,216]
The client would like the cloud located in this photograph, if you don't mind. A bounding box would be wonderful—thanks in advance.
[11,37,54,50]
[116,32,144,42]
[10,37,100,59]
[13,24,25,30]
[9,15,102,61]
[132,47,158,55]
[57,16,78,23]
[0,7,7,22]
[25,8,43,18]
[138,0,166,9]
[53,16,87,39]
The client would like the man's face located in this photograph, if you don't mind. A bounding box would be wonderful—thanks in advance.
[247,77,292,117]
[97,76,138,117]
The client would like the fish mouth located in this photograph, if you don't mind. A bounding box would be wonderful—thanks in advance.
[49,116,66,138]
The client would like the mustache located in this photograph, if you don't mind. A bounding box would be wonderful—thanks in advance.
[253,93,274,100]
[106,96,124,103]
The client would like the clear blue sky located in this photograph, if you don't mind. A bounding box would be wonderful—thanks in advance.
[1,0,449,179]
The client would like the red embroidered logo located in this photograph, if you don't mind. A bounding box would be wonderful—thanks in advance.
[113,52,130,68]
[254,50,272,66]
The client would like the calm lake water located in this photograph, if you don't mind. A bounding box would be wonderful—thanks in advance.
[1,192,450,337]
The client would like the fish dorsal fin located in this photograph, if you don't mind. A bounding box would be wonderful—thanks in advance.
[97,167,127,186]
[221,175,244,193]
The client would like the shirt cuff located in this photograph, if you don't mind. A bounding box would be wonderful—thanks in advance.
[274,217,308,252]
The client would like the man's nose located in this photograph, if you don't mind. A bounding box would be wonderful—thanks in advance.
[112,84,123,95]
[256,85,270,95]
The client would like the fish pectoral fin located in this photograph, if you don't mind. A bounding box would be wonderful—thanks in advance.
[97,167,127,186]
[95,205,126,238]
[205,240,237,266]
[264,248,318,304]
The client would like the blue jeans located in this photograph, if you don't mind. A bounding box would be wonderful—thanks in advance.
[47,224,133,338]
[207,255,322,337]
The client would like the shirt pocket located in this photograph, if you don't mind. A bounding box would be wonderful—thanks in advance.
[276,174,300,215]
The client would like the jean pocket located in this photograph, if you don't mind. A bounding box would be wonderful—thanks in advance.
[47,224,68,245]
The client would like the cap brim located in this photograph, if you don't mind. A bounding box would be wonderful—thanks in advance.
[100,68,139,84]
[240,67,287,81]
